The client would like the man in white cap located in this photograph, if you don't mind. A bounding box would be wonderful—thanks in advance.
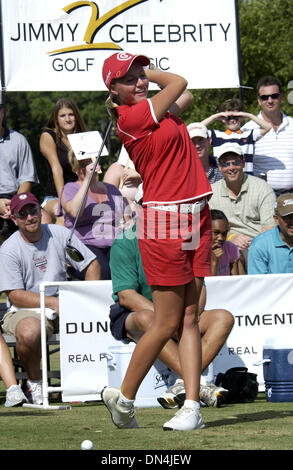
[187,122,223,184]
[248,193,293,274]
[208,142,276,267]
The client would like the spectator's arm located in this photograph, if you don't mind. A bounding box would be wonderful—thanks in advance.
[259,187,277,231]
[201,112,229,127]
[227,233,252,250]
[40,132,64,196]
[103,162,125,187]
[0,198,11,218]
[17,182,32,193]
[118,289,154,312]
[84,259,101,280]
[6,289,59,314]
[236,111,272,136]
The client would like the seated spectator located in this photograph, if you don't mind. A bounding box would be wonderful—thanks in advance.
[187,123,223,183]
[248,193,293,274]
[103,145,142,213]
[0,331,28,407]
[201,98,271,175]
[208,142,276,269]
[242,76,293,197]
[60,151,130,280]
[109,222,234,408]
[0,102,39,241]
[40,98,87,224]
[0,192,100,405]
[210,209,241,275]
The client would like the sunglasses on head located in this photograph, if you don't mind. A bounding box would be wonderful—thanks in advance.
[14,206,39,219]
[219,160,243,168]
[258,93,280,101]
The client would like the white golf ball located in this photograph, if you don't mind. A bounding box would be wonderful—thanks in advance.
[81,439,93,450]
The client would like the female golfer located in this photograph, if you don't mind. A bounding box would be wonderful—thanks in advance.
[101,52,212,431]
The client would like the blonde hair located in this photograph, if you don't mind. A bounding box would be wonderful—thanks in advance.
[68,149,81,173]
[105,94,119,128]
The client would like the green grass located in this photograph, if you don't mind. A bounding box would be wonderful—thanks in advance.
[1,332,292,452]
[0,388,293,451]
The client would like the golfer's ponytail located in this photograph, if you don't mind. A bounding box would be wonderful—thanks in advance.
[105,94,119,128]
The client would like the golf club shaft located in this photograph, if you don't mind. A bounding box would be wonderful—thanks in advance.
[68,121,112,243]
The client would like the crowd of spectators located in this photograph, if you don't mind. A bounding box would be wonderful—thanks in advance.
[0,73,292,413]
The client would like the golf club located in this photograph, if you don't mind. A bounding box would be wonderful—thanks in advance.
[66,121,112,262]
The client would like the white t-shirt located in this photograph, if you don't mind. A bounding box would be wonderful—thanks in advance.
[0,224,96,299]
[242,113,293,190]
[0,128,39,195]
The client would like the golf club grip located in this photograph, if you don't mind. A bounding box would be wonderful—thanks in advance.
[68,121,112,242]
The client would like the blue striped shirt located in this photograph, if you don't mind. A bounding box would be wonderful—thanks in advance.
[210,128,262,175]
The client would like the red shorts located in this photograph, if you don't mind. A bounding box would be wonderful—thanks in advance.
[137,203,212,286]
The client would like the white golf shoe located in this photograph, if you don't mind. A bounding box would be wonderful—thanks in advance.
[5,384,28,407]
[163,405,205,431]
[101,387,138,429]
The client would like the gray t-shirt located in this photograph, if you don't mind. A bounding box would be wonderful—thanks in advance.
[0,128,39,195]
[0,224,96,297]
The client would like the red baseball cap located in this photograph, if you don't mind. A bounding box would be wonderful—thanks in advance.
[10,192,39,214]
[102,52,150,89]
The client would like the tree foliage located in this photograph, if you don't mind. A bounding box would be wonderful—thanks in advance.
[3,0,293,200]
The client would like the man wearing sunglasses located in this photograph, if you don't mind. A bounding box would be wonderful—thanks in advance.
[242,76,293,197]
[208,143,276,270]
[0,192,101,405]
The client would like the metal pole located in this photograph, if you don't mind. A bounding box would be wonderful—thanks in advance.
[234,0,244,102]
[0,0,6,105]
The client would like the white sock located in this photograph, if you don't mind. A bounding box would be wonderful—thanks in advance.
[184,399,200,410]
[118,391,135,408]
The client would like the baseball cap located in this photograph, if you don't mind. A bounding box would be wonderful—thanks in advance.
[10,192,39,214]
[275,193,293,216]
[215,142,244,159]
[187,122,209,139]
[102,52,150,89]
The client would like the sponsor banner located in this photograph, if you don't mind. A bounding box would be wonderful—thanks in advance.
[57,274,293,401]
[58,281,117,402]
[1,0,240,91]
[205,273,293,388]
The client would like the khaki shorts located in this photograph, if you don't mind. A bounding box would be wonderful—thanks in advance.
[2,310,58,337]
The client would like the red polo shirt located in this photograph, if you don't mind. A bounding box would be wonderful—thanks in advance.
[116,98,212,205]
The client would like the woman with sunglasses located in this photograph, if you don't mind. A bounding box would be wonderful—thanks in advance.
[100,52,212,431]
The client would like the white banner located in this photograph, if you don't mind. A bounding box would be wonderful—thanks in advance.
[205,274,293,388]
[58,281,117,402]
[56,274,293,402]
[1,0,240,91]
